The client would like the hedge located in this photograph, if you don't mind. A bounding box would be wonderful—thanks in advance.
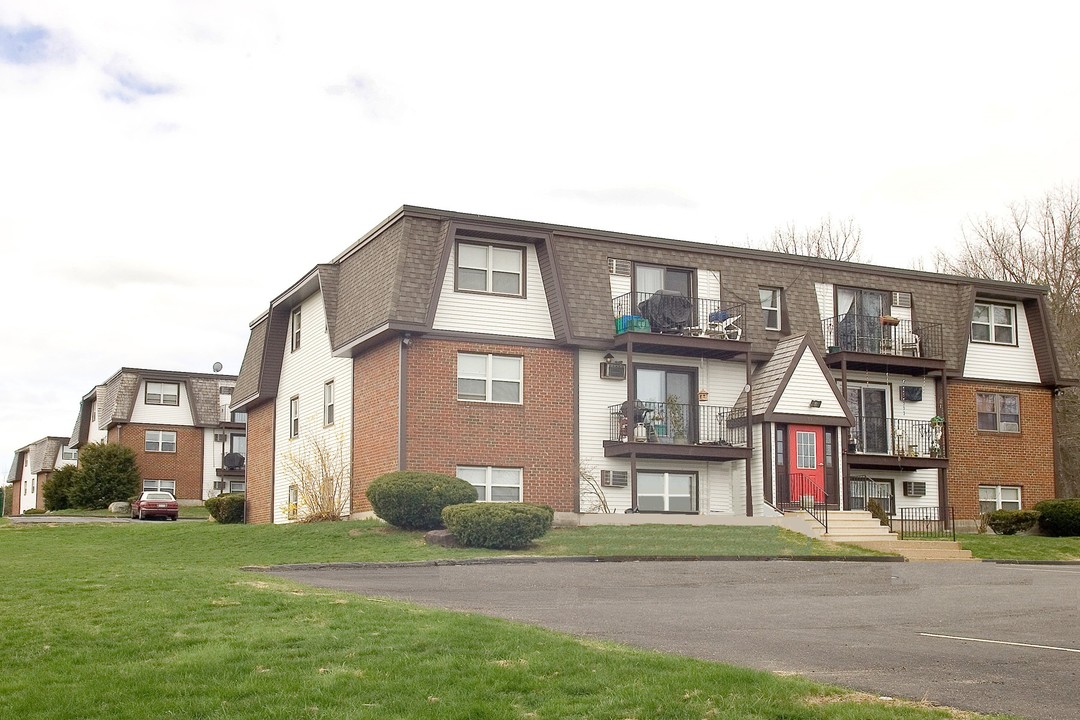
[366,472,477,530]
[1034,499,1080,537]
[442,503,554,549]
[986,509,1039,535]
[205,493,246,524]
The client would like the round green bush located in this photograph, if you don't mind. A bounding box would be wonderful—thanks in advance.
[205,493,246,524]
[1034,499,1080,537]
[442,502,554,549]
[366,472,477,530]
[986,509,1039,535]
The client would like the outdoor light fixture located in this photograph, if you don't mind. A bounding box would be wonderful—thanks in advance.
[809,399,823,408]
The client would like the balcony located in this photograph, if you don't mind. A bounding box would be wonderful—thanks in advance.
[847,415,947,470]
[604,401,750,461]
[215,451,246,477]
[611,292,749,359]
[821,314,945,374]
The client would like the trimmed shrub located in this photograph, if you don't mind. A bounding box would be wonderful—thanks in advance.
[43,465,79,511]
[986,509,1040,535]
[442,503,554,549]
[205,493,246,524]
[1034,499,1080,537]
[69,442,140,510]
[366,472,477,530]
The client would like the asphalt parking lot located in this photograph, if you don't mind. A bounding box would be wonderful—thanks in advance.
[268,559,1080,720]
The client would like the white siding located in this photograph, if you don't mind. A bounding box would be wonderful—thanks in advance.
[698,270,721,302]
[815,282,834,321]
[273,290,354,524]
[202,428,218,499]
[609,272,630,300]
[129,382,195,425]
[87,398,107,444]
[772,348,846,417]
[963,305,1041,383]
[432,244,555,339]
[848,468,940,513]
[577,349,750,515]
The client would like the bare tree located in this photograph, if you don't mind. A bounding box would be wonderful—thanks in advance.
[936,184,1080,496]
[769,216,866,262]
[282,433,351,522]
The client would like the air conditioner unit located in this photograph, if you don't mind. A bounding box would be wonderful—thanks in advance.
[600,470,629,488]
[903,481,927,497]
[608,258,631,276]
[899,386,922,402]
[1000,421,1020,433]
[600,361,626,380]
[892,291,912,308]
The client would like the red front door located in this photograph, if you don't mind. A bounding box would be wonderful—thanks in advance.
[788,425,825,503]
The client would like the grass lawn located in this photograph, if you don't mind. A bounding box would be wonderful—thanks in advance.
[0,521,1007,719]
[957,533,1080,561]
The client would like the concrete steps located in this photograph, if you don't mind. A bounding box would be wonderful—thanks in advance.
[787,510,975,560]
[846,539,975,561]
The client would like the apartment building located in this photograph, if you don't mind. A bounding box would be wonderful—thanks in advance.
[6,437,77,514]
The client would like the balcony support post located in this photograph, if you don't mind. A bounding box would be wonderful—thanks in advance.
[627,338,637,510]
[840,356,850,510]
[938,370,950,520]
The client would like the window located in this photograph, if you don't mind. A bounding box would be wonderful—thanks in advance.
[142,479,176,494]
[637,471,697,512]
[291,306,302,351]
[977,393,1020,432]
[287,484,299,519]
[145,381,180,406]
[229,480,246,494]
[145,430,177,453]
[61,446,77,461]
[456,466,523,502]
[795,431,816,469]
[979,485,1021,513]
[456,242,524,296]
[457,353,522,403]
[231,410,247,423]
[323,380,335,425]
[230,434,247,457]
[971,302,1016,345]
[289,396,300,438]
[760,287,781,330]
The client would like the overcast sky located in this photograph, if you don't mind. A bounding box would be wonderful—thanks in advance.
[3,1,1079,469]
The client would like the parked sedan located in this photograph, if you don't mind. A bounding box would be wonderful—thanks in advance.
[131,491,179,520]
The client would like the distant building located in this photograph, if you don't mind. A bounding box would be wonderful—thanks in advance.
[7,436,77,513]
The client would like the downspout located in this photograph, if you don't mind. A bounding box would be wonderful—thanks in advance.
[398,335,409,471]
[841,356,849,510]
[745,349,753,517]
[572,350,580,513]
[627,338,637,510]
[939,370,950,521]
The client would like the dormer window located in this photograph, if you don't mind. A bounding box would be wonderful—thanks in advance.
[971,302,1016,345]
[146,382,180,406]
[291,306,302,351]
[456,242,524,296]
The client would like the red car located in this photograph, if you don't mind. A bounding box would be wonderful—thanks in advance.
[131,491,179,520]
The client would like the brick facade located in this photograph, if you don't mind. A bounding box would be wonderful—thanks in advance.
[245,402,274,524]
[946,381,1056,521]
[402,338,577,511]
[112,423,205,500]
[351,339,400,513]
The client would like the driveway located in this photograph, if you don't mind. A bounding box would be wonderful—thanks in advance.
[268,559,1080,720]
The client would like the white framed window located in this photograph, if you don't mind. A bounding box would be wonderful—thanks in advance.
[456,466,522,502]
[61,446,77,461]
[145,430,177,453]
[289,396,300,438]
[636,471,697,513]
[455,242,524,296]
[323,380,335,425]
[229,480,246,494]
[291,306,302,351]
[976,393,1020,432]
[142,479,176,493]
[971,302,1016,345]
[145,381,180,406]
[287,484,299,519]
[759,287,781,330]
[457,353,522,403]
[979,485,1021,513]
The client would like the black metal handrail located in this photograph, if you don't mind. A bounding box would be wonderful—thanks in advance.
[899,506,955,541]
[779,472,828,533]
[821,314,943,360]
[612,292,748,341]
[848,415,946,458]
[608,401,747,447]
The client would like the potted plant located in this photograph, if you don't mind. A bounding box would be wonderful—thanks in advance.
[666,394,688,444]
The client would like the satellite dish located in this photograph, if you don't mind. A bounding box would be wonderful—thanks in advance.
[212,362,223,373]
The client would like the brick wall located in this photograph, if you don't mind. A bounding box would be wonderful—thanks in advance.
[245,402,274,524]
[947,381,1056,521]
[114,423,205,500]
[351,340,400,513]
[403,338,577,511]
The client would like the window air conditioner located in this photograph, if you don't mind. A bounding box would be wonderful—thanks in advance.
[903,481,927,497]
[1000,421,1020,433]
[892,291,912,308]
[608,258,631,276]
[600,470,629,488]
[600,361,626,380]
